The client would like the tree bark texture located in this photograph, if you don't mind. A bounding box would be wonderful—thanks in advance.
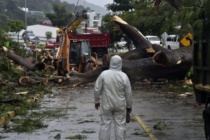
[112,16,155,54]
[3,48,45,71]
[122,58,192,83]
[152,46,193,67]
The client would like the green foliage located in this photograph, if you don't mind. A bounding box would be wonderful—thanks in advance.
[45,31,52,40]
[0,0,86,26]
[46,3,73,27]
[120,1,175,36]
[0,14,8,27]
[6,19,25,32]
[102,0,210,41]
[168,82,193,93]
[10,107,66,132]
[100,14,122,42]
[65,134,87,139]
[0,54,22,83]
[13,118,44,132]
[107,0,133,12]
[153,121,167,130]
[103,0,181,38]
[4,0,25,21]
[0,104,15,113]
[30,109,66,119]
[10,43,31,57]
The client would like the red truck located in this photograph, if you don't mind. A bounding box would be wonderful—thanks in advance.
[45,10,113,57]
[45,32,112,57]
[68,32,112,57]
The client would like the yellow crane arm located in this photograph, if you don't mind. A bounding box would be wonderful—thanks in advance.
[66,10,87,32]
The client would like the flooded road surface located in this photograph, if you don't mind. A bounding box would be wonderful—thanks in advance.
[0,83,205,140]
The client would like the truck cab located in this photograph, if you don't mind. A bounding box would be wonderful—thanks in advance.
[69,39,91,67]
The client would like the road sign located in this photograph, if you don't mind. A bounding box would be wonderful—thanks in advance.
[180,33,193,47]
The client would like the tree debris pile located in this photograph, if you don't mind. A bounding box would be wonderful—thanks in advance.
[0,47,54,128]
[0,42,97,129]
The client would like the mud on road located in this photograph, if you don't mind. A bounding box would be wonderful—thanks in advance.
[0,82,206,140]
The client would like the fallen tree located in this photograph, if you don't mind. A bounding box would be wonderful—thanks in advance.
[66,16,193,85]
[1,16,193,87]
[68,52,192,84]
[1,47,45,71]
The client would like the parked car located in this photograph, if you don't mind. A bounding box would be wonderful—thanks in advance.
[145,35,161,45]
[163,35,179,50]
[22,30,40,44]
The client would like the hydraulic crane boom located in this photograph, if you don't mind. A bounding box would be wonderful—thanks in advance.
[65,10,88,33]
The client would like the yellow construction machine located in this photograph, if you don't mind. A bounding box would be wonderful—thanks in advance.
[53,10,99,76]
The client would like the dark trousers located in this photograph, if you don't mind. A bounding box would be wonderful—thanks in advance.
[203,108,210,139]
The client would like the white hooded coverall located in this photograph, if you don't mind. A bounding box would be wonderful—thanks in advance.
[94,55,132,140]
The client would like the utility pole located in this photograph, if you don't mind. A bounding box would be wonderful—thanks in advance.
[25,0,27,30]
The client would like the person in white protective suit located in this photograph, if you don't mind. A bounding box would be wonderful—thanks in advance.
[94,55,132,140]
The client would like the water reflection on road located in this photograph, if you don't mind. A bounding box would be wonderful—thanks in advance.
[0,84,205,140]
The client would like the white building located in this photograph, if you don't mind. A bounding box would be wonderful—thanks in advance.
[20,24,58,38]
[20,7,28,12]
[80,11,102,28]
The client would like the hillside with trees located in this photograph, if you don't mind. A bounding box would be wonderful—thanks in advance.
[0,0,88,28]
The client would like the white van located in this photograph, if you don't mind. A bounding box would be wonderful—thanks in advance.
[163,35,179,50]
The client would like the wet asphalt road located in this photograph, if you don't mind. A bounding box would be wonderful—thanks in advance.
[0,83,206,140]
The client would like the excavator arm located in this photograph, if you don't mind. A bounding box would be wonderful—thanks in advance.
[55,10,87,73]
[65,10,88,33]
[55,10,99,76]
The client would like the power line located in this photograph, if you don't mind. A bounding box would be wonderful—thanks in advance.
[74,0,80,14]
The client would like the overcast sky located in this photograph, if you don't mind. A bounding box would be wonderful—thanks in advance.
[84,0,113,8]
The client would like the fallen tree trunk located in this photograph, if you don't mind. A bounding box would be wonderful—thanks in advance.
[111,15,185,62]
[68,50,192,85]
[2,47,45,71]
[122,58,192,83]
[112,15,193,65]
[120,44,169,60]
[69,56,192,85]
[24,56,36,64]
[112,16,155,54]
[20,71,89,86]
[152,46,193,67]
[19,76,48,86]
[120,48,148,60]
